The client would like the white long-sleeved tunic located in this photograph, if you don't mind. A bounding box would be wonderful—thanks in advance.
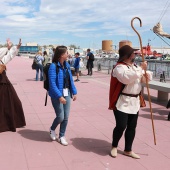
[0,46,19,64]
[112,64,153,114]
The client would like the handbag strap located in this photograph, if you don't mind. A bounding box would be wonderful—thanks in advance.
[35,56,40,62]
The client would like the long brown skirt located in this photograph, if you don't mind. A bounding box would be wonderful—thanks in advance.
[0,71,26,132]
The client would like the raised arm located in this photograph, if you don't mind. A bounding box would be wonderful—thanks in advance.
[0,38,12,60]
[1,38,22,64]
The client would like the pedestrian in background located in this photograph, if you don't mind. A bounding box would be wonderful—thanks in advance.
[79,58,84,68]
[86,48,94,75]
[68,54,73,66]
[43,51,49,66]
[48,45,77,146]
[35,51,44,81]
[74,52,80,82]
[51,48,56,60]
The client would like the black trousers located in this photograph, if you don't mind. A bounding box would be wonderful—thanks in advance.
[88,66,92,75]
[112,109,139,152]
[87,62,93,75]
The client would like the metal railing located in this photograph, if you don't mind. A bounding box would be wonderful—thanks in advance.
[81,57,170,78]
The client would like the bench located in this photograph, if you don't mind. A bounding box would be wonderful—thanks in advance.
[142,80,170,101]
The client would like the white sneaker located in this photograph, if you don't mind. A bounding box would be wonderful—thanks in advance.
[58,136,68,146]
[49,128,57,141]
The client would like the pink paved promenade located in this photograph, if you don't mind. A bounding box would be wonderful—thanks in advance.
[0,56,170,170]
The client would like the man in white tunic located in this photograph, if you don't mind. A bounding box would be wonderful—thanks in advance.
[110,45,153,159]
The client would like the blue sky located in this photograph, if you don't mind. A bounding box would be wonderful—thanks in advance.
[0,0,170,49]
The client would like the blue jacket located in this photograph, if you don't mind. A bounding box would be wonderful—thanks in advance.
[48,61,77,99]
[74,57,80,69]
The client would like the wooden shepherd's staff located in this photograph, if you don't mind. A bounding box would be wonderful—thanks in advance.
[131,17,156,145]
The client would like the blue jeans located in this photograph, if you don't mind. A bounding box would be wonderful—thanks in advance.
[50,91,71,138]
[36,64,43,81]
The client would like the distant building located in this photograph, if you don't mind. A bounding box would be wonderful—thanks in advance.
[19,46,39,54]
[42,45,59,55]
[19,42,39,54]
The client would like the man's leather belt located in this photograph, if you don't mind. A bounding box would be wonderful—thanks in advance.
[121,92,140,98]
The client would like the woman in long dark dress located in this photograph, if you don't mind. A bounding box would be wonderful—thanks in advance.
[0,39,26,132]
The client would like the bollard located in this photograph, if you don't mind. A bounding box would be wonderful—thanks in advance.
[98,64,101,71]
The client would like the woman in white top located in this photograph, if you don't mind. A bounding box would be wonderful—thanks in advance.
[110,45,153,159]
[35,51,44,81]
[0,38,26,132]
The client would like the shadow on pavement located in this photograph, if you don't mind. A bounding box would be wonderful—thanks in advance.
[139,108,168,121]
[18,129,51,142]
[139,114,168,121]
[141,107,168,115]
[143,95,168,107]
[70,137,123,156]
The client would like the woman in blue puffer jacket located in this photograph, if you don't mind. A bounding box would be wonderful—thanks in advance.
[48,46,77,146]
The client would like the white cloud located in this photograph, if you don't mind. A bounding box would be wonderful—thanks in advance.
[0,0,170,47]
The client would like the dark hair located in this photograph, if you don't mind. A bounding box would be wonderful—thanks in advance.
[53,48,56,52]
[87,49,90,52]
[117,52,132,63]
[75,52,80,55]
[43,51,47,56]
[52,46,67,63]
